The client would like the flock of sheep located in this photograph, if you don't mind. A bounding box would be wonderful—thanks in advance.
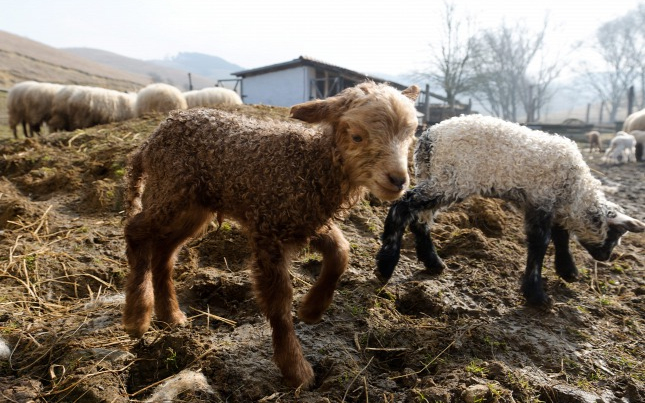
[4,79,644,389]
[595,108,645,164]
[7,81,242,138]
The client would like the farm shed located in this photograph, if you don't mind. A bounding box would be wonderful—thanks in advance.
[232,56,404,106]
[232,56,470,125]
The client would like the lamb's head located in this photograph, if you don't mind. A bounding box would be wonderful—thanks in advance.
[290,81,420,201]
[577,201,645,261]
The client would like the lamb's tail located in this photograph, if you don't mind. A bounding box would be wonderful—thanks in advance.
[124,147,146,220]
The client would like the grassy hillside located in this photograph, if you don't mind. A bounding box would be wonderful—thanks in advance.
[0,30,149,91]
[64,48,218,91]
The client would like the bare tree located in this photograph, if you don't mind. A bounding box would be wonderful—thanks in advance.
[469,20,561,122]
[582,12,644,122]
[415,1,476,111]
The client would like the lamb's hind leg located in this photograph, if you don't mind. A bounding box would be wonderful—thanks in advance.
[251,235,314,388]
[521,207,553,305]
[551,224,579,282]
[298,222,349,324]
[152,206,214,328]
[123,213,155,338]
[123,204,212,337]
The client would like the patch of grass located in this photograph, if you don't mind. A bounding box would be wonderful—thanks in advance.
[466,359,488,377]
[165,347,178,370]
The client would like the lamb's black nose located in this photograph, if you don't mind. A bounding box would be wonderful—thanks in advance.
[388,174,407,190]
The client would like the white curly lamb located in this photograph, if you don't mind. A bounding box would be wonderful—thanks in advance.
[602,131,637,164]
[377,114,645,305]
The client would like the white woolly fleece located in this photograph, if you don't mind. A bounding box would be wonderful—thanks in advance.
[414,114,616,243]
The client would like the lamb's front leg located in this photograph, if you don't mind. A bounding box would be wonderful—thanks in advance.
[251,236,314,388]
[298,222,349,324]
[376,188,439,280]
[409,218,446,274]
[551,224,579,282]
[521,208,554,305]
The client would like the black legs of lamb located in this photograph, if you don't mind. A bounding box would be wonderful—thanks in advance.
[521,209,581,305]
[376,190,441,280]
[521,208,553,305]
[379,199,582,306]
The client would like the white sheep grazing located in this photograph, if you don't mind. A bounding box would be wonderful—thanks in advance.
[48,85,136,132]
[627,129,645,161]
[24,82,64,135]
[134,83,187,117]
[377,114,645,306]
[602,131,637,164]
[183,87,243,108]
[7,81,38,138]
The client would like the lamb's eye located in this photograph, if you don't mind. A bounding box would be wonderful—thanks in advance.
[352,135,363,143]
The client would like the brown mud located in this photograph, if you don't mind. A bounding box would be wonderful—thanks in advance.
[0,107,643,402]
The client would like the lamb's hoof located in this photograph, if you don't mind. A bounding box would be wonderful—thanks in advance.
[283,360,315,390]
[123,323,149,339]
[558,272,580,283]
[421,258,446,275]
[298,304,324,324]
[555,258,579,283]
[375,250,398,282]
[523,291,552,307]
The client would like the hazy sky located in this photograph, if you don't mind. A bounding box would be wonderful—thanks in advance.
[3,0,643,77]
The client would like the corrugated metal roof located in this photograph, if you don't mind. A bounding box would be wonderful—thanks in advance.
[232,56,407,90]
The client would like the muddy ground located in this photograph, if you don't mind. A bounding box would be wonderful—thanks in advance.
[0,107,643,403]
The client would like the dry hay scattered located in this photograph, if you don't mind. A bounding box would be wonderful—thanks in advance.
[0,106,644,402]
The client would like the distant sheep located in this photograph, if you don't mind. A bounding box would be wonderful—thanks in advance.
[602,131,637,164]
[8,81,36,138]
[377,115,645,306]
[183,87,243,108]
[585,130,603,153]
[122,82,420,388]
[622,108,645,132]
[7,81,61,138]
[48,85,136,132]
[628,130,645,161]
[134,83,187,117]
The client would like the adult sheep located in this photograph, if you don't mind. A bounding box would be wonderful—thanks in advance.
[602,131,637,164]
[122,82,420,388]
[622,108,645,132]
[376,114,645,306]
[134,83,187,117]
[628,130,645,161]
[7,81,38,138]
[183,87,243,108]
[48,85,136,132]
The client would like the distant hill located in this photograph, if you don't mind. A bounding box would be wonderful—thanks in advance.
[65,48,221,91]
[0,30,148,91]
[149,52,244,85]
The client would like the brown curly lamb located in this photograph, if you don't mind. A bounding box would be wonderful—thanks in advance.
[122,81,420,388]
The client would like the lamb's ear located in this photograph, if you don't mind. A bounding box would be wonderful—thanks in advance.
[401,85,420,101]
[608,212,645,233]
[290,99,339,123]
